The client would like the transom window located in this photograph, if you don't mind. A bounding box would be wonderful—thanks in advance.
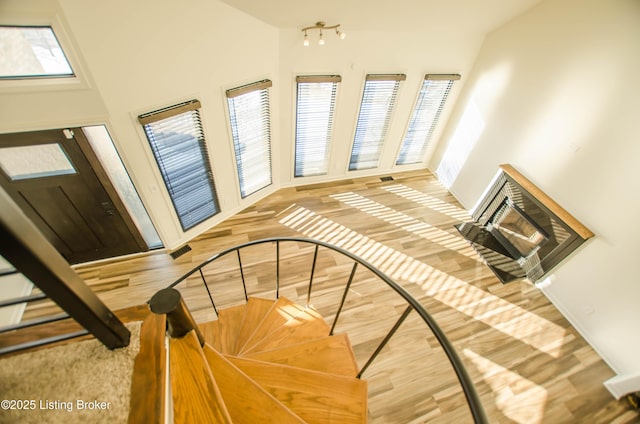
[295,75,341,177]
[396,74,460,165]
[226,80,273,198]
[0,26,74,79]
[349,74,405,171]
[138,100,220,231]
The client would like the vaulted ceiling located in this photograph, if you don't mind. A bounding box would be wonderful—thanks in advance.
[220,0,543,33]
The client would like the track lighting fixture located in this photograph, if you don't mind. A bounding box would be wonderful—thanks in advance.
[301,21,346,46]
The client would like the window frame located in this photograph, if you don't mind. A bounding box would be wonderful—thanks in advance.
[226,79,273,199]
[0,25,75,80]
[349,74,406,171]
[294,75,341,178]
[138,99,221,232]
[396,74,461,166]
[0,13,89,94]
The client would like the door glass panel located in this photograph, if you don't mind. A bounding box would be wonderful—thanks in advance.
[82,126,163,249]
[0,143,76,180]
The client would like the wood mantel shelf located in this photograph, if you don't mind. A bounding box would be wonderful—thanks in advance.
[456,164,595,283]
[499,164,594,240]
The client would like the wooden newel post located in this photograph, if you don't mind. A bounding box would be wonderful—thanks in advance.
[149,287,205,346]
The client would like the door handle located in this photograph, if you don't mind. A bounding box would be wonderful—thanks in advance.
[101,201,115,216]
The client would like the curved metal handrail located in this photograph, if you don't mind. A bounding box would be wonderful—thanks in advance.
[166,236,488,424]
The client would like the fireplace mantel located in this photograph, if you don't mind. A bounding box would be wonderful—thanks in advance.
[455,164,594,283]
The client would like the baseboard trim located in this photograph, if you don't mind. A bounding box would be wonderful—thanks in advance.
[604,373,640,399]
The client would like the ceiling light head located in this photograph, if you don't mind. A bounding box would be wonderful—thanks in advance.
[301,21,345,46]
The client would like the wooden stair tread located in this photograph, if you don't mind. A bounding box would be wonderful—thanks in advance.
[241,311,330,355]
[170,331,232,423]
[203,344,306,424]
[244,334,359,377]
[199,320,222,352]
[228,356,368,424]
[217,303,246,354]
[234,297,274,353]
[237,297,302,353]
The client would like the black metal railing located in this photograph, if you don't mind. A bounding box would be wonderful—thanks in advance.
[0,269,90,355]
[165,236,488,424]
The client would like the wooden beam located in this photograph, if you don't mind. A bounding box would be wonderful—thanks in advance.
[499,164,594,240]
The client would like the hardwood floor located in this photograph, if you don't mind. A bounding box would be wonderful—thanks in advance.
[25,169,639,423]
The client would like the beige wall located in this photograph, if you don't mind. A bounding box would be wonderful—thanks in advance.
[0,0,486,248]
[433,0,640,381]
[2,0,638,396]
[1,0,281,247]
[276,28,482,186]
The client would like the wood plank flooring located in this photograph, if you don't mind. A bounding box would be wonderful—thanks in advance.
[25,169,639,423]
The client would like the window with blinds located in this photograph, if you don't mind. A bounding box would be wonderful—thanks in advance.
[226,80,273,198]
[138,100,220,231]
[295,75,341,177]
[349,74,405,171]
[396,74,460,165]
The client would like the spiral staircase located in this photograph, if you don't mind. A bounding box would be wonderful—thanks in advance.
[137,237,487,424]
[170,296,367,423]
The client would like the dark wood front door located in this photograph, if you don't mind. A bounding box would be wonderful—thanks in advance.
[0,128,148,264]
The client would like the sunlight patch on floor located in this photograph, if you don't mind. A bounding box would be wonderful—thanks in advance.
[464,348,547,424]
[279,205,566,357]
[383,184,470,221]
[330,192,480,261]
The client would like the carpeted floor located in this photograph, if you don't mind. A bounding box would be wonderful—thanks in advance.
[0,322,141,424]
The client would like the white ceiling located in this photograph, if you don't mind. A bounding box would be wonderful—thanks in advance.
[220,0,543,33]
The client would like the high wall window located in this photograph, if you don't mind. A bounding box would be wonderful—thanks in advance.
[138,100,220,231]
[0,26,74,79]
[226,80,272,198]
[396,74,460,165]
[349,74,405,171]
[294,75,341,177]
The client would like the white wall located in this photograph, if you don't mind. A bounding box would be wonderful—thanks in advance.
[0,0,281,248]
[432,0,640,381]
[0,0,108,131]
[277,28,482,186]
[59,0,282,248]
[0,0,486,249]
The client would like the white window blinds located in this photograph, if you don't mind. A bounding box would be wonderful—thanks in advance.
[138,100,219,231]
[349,74,405,171]
[295,75,341,177]
[396,74,460,165]
[226,80,273,198]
